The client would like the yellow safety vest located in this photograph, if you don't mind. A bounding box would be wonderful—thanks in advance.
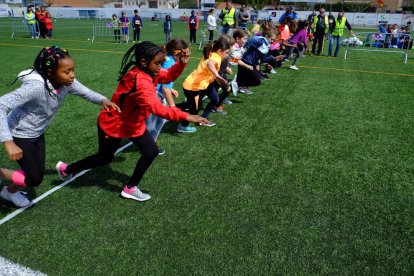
[313,15,329,34]
[332,17,347,37]
[222,8,235,27]
[25,12,35,24]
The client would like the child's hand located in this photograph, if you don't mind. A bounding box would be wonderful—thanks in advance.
[215,75,227,85]
[4,140,23,161]
[179,49,191,64]
[103,99,121,113]
[171,88,179,98]
[246,65,254,70]
[226,67,233,74]
[186,114,209,124]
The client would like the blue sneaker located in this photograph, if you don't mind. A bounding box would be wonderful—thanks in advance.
[177,124,197,133]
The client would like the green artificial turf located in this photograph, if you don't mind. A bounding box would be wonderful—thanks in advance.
[0,18,414,274]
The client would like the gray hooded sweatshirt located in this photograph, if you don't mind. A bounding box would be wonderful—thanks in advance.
[0,69,107,142]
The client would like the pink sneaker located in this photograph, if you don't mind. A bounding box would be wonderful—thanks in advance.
[120,185,151,201]
[56,161,73,181]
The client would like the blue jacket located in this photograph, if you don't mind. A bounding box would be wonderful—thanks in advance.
[241,36,274,66]
[278,12,298,23]
[132,15,143,28]
[164,20,172,33]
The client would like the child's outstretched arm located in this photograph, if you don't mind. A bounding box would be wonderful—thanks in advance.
[207,60,227,85]
[69,80,120,112]
[237,60,254,70]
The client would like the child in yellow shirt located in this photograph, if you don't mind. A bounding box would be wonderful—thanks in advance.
[177,37,231,132]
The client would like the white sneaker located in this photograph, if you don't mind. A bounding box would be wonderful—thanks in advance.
[270,69,277,74]
[290,65,299,70]
[121,185,151,201]
[1,186,31,207]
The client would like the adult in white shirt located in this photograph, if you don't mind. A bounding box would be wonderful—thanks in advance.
[207,9,217,42]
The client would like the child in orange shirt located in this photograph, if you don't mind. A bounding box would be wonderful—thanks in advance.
[177,36,230,132]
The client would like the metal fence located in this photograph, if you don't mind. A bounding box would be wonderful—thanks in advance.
[344,32,412,63]
[10,19,39,38]
[198,26,219,49]
[92,22,129,43]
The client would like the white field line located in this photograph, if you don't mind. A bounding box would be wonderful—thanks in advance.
[0,256,46,276]
[0,142,133,226]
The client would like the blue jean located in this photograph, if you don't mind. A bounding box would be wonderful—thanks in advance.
[165,31,171,42]
[329,35,342,57]
[28,23,36,37]
[145,93,167,141]
[221,25,234,36]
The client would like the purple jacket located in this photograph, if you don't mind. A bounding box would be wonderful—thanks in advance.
[289,29,308,48]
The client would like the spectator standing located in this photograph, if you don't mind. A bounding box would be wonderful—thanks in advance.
[237,4,250,30]
[188,10,199,45]
[25,6,37,38]
[278,6,298,24]
[164,15,173,42]
[219,0,237,36]
[44,12,53,39]
[120,11,130,44]
[132,9,143,43]
[328,12,353,57]
[207,9,217,42]
[112,14,121,43]
[312,8,329,55]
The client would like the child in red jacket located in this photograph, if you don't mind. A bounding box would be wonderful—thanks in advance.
[44,12,53,38]
[56,41,208,202]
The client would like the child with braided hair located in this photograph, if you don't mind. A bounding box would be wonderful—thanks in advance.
[56,41,208,202]
[0,46,119,207]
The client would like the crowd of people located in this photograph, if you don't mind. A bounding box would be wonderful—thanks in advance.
[23,4,53,39]
[2,2,412,208]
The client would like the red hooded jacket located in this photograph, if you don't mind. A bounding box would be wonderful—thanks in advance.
[98,62,188,138]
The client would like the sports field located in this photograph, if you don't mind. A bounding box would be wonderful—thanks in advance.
[0,18,414,274]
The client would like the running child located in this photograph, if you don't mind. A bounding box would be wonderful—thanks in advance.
[0,46,119,207]
[284,20,309,70]
[56,42,208,202]
[177,37,230,132]
[145,39,190,151]
[237,29,277,94]
[228,28,250,95]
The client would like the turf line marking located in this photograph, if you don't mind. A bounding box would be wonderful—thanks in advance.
[0,256,46,276]
[300,65,414,77]
[0,141,133,226]
[0,43,125,54]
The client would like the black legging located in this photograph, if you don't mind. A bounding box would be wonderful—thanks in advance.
[66,125,158,186]
[189,29,197,44]
[13,134,45,187]
[133,28,141,41]
[236,65,261,87]
[180,89,201,127]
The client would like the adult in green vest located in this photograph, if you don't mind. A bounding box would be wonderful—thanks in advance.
[312,8,329,55]
[25,6,37,38]
[219,0,237,36]
[328,11,353,57]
